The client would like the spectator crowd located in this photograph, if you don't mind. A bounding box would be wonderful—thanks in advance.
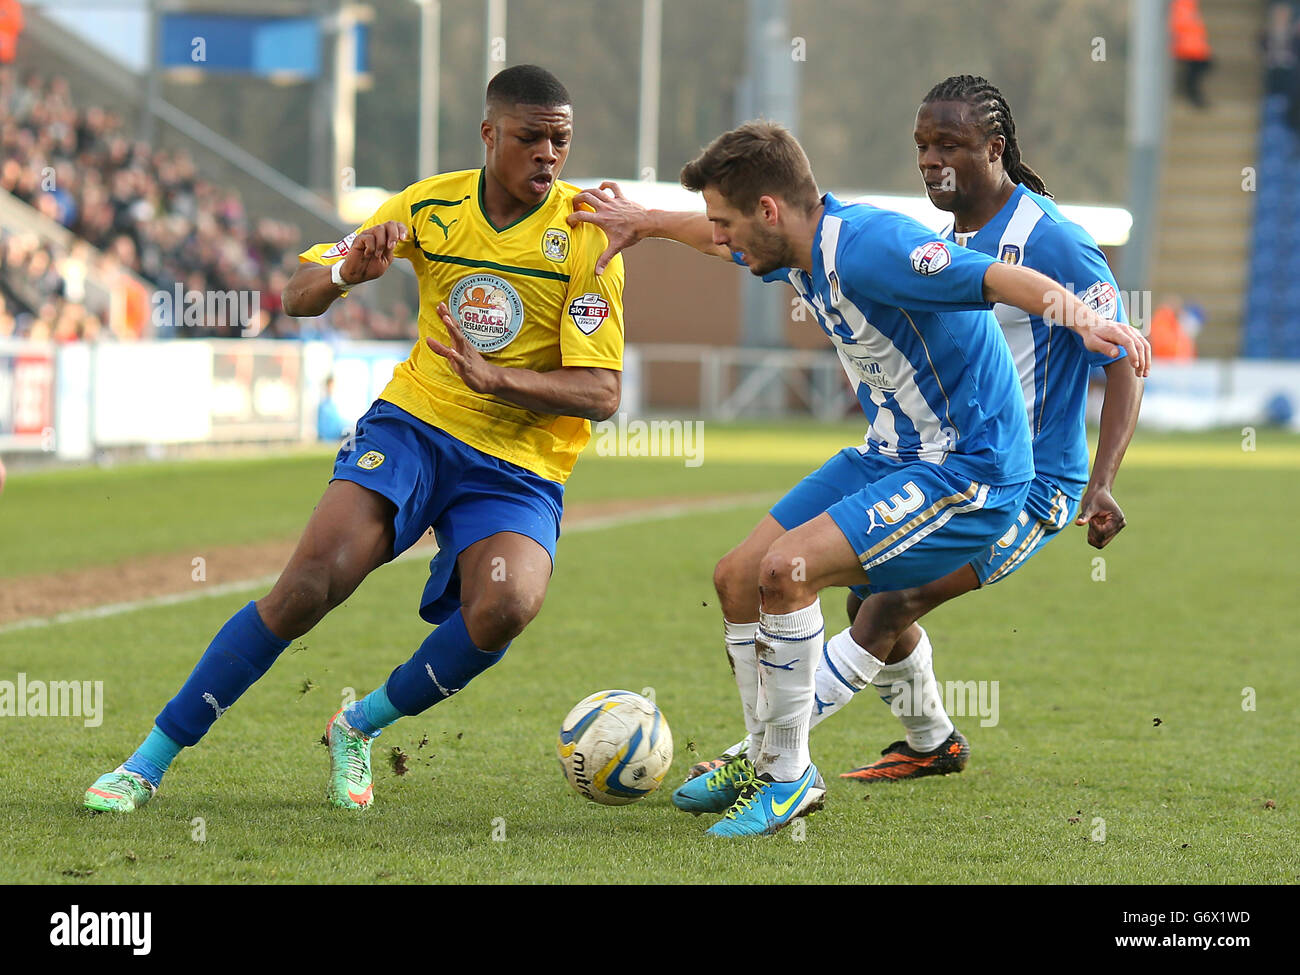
[0,68,415,343]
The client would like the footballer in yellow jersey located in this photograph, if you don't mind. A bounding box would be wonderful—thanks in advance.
[83,66,624,815]
[299,165,625,483]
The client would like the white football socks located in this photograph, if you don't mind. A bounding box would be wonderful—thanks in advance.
[723,620,763,762]
[871,625,953,753]
[808,626,887,730]
[755,600,824,781]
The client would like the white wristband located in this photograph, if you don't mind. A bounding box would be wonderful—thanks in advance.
[330,260,351,291]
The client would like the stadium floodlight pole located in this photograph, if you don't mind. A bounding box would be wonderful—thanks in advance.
[737,0,797,415]
[332,1,359,210]
[414,0,441,179]
[1121,0,1166,319]
[141,0,160,145]
[485,0,507,87]
[636,0,662,182]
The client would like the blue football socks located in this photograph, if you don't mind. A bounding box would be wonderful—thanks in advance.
[381,610,507,718]
[154,600,290,748]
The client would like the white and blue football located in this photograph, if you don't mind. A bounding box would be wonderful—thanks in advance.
[557,690,673,806]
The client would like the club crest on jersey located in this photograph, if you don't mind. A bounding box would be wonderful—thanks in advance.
[568,293,610,335]
[542,228,569,262]
[323,232,357,260]
[1080,280,1119,321]
[999,244,1022,266]
[450,273,525,352]
[910,240,951,276]
[356,450,385,470]
[828,269,842,304]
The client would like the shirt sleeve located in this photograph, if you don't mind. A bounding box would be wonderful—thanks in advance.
[1033,221,1130,367]
[838,209,995,312]
[560,230,625,370]
[298,192,415,273]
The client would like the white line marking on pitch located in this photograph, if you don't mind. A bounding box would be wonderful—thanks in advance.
[0,493,772,635]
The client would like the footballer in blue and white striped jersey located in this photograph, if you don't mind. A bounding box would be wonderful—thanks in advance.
[945,182,1128,501]
[745,191,1034,492]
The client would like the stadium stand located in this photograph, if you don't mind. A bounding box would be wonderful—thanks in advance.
[1243,1,1300,360]
[0,67,414,342]
[1244,93,1300,357]
[1149,0,1265,358]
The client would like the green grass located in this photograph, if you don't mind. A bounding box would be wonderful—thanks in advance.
[0,426,1296,883]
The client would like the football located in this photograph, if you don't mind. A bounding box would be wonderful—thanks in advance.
[557,690,674,805]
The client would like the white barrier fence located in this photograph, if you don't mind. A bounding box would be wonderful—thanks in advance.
[2,339,1299,460]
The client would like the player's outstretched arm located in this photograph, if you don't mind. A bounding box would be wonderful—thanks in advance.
[283,221,409,317]
[982,262,1151,377]
[427,302,620,421]
[566,181,730,275]
[1077,358,1144,549]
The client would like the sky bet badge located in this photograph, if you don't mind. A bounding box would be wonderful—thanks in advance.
[568,293,610,335]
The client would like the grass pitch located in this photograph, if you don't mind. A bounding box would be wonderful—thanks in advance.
[0,425,1295,883]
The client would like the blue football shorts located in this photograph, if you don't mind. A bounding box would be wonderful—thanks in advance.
[329,399,564,624]
[770,447,1030,595]
[971,478,1078,585]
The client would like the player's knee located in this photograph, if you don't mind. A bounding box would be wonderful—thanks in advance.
[262,557,359,637]
[856,588,922,647]
[463,586,545,649]
[712,548,750,604]
[262,575,331,637]
[756,545,807,603]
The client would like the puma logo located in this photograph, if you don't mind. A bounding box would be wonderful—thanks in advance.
[865,506,883,533]
[428,213,459,240]
[758,658,799,671]
[202,692,228,719]
[425,664,460,698]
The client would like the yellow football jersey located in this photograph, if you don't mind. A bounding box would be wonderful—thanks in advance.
[300,168,625,483]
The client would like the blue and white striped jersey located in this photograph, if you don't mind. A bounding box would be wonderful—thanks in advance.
[754,192,1033,488]
[946,184,1127,498]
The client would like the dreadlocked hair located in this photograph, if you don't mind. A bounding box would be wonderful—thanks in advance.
[922,75,1051,199]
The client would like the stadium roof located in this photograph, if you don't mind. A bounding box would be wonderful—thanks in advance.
[340,180,1133,248]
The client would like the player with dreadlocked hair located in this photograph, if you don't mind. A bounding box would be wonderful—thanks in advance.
[676,74,1148,787]
[797,74,1147,781]
[921,74,1050,199]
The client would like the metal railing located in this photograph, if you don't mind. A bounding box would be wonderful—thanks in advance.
[632,344,853,420]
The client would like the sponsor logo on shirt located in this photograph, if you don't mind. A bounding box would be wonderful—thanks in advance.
[568,293,610,335]
[910,240,951,276]
[323,231,357,260]
[450,273,525,352]
[840,344,897,392]
[1080,280,1119,321]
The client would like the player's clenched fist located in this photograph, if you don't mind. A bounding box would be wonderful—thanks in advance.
[338,221,409,285]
